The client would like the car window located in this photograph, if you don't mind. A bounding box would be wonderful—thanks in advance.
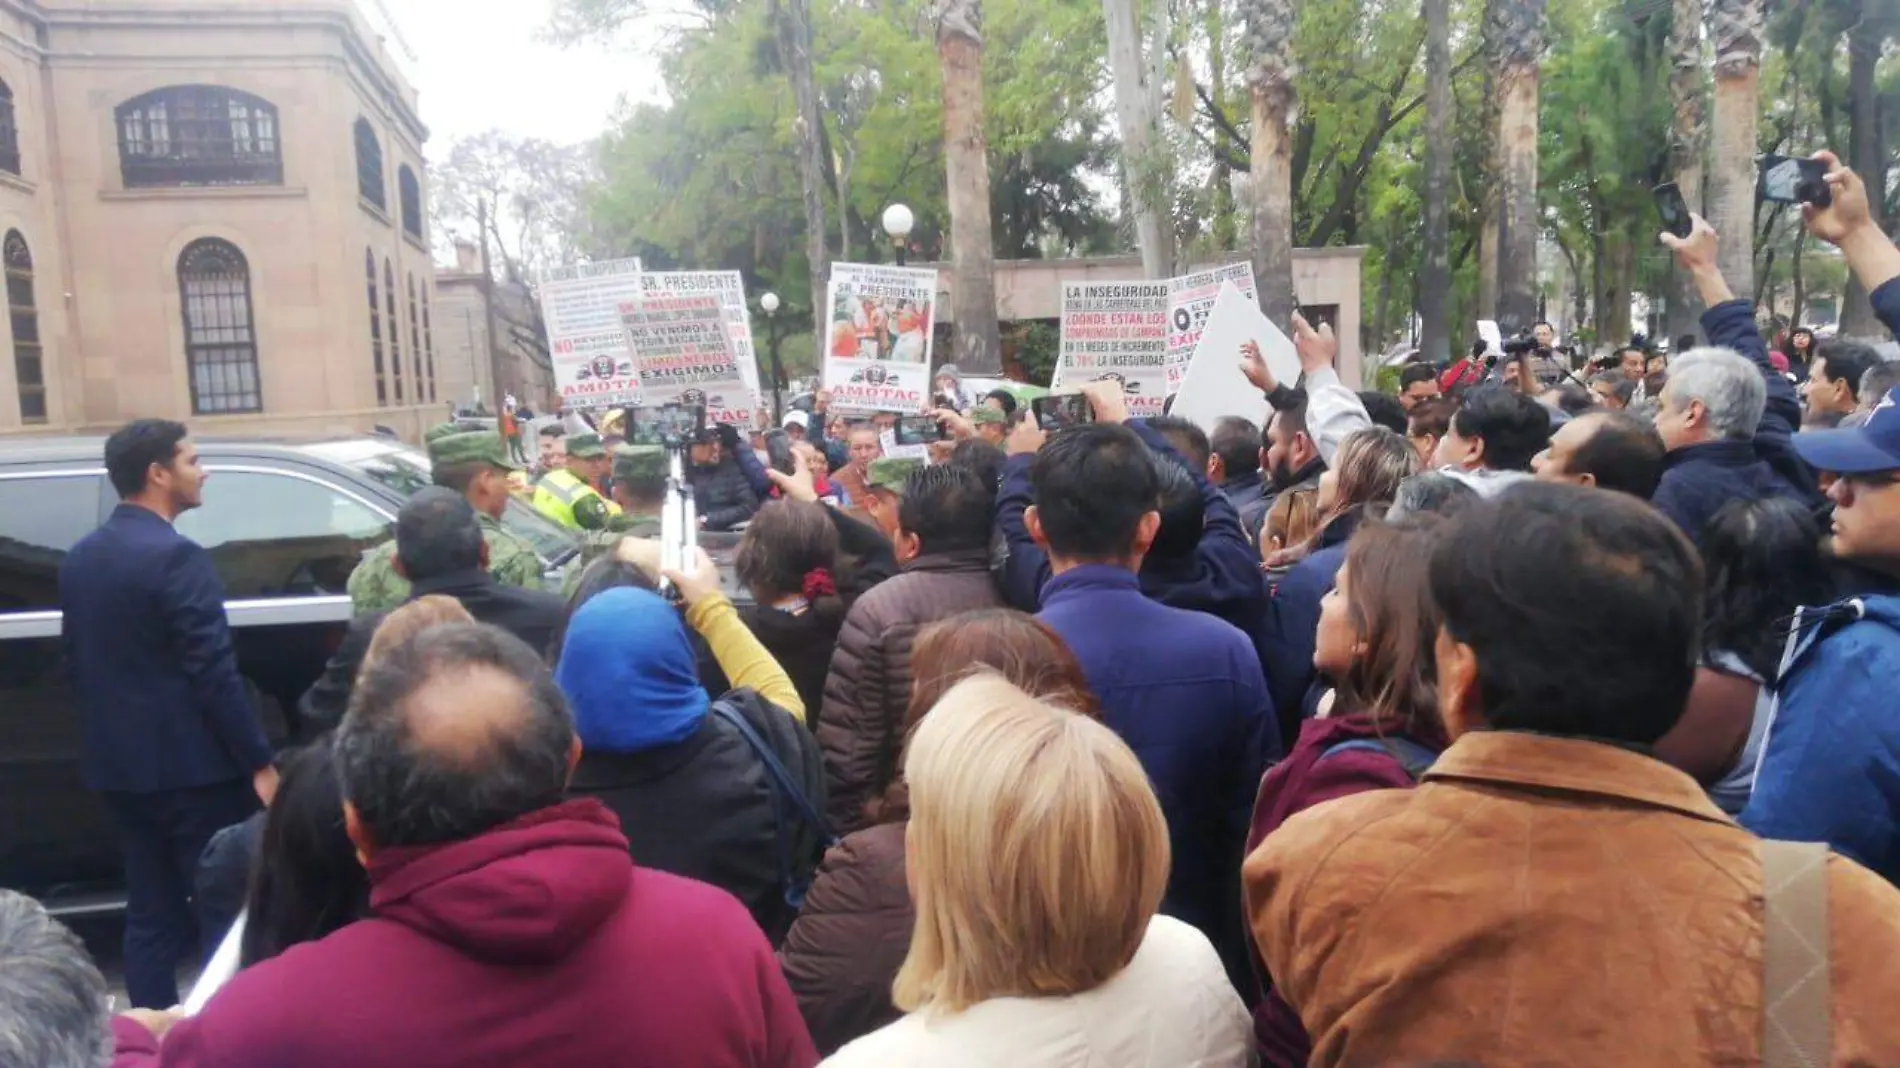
[340,445,579,567]
[174,470,392,599]
[350,451,435,497]
[0,475,105,613]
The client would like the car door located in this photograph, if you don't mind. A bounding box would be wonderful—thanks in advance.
[0,467,115,903]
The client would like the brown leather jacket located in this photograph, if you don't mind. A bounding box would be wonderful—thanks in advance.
[777,823,912,1055]
[1246,730,1900,1067]
[818,549,1002,831]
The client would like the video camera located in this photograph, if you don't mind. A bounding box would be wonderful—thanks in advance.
[631,402,706,598]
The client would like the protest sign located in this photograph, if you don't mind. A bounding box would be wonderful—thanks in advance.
[1165,263,1257,395]
[617,294,755,425]
[823,263,938,413]
[637,270,763,414]
[1171,281,1298,432]
[540,257,645,410]
[1052,281,1169,418]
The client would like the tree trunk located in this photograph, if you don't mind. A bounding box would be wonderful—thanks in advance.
[1476,0,1501,320]
[1605,234,1635,346]
[1245,0,1298,324]
[1840,8,1887,338]
[1103,0,1175,276]
[1491,0,1545,336]
[1706,0,1763,299]
[938,0,1002,374]
[1207,0,1238,250]
[1419,0,1452,365]
[1664,0,1707,343]
[1791,230,1807,327]
[774,0,830,361]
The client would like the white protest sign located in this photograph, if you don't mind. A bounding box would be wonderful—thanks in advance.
[823,263,938,414]
[637,270,763,412]
[1170,281,1299,432]
[539,257,645,410]
[617,294,756,425]
[1165,263,1257,395]
[1477,320,1504,356]
[1053,281,1169,418]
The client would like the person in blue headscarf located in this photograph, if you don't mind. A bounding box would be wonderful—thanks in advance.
[556,545,825,944]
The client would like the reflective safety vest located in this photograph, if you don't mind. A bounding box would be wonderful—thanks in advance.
[533,468,609,530]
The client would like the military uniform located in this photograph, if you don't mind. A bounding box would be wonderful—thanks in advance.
[558,445,668,598]
[533,432,621,531]
[346,427,546,615]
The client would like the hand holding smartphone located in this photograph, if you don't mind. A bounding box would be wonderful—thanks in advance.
[1652,182,1692,240]
[1031,393,1094,432]
[1759,155,1833,208]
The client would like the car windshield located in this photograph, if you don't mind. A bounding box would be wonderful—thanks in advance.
[325,442,581,567]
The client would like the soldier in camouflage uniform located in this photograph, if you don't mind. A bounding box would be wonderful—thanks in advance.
[561,444,671,598]
[347,425,547,615]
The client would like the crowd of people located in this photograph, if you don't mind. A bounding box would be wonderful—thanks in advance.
[10,151,1900,1067]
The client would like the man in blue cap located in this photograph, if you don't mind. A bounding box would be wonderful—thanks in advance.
[1741,386,1900,885]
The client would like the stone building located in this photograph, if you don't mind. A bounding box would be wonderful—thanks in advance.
[0,0,443,441]
[433,241,556,414]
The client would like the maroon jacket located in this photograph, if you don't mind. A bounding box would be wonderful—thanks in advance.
[113,800,818,1068]
[1245,714,1440,1068]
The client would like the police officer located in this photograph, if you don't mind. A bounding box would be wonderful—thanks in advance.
[561,444,670,596]
[533,431,621,531]
[347,426,544,615]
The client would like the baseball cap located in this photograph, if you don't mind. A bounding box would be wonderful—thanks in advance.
[565,432,609,459]
[1793,386,1900,475]
[428,430,519,472]
[867,457,923,496]
[782,411,810,430]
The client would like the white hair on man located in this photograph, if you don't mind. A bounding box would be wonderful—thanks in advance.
[1664,347,1766,440]
[0,890,111,1068]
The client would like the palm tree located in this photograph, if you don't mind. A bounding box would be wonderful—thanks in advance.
[1242,0,1298,325]
[1705,0,1763,295]
[1103,0,1175,277]
[1489,0,1545,335]
[1664,0,1707,341]
[1419,0,1453,365]
[937,0,1003,373]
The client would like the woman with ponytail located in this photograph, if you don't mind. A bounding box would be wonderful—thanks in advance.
[735,499,856,720]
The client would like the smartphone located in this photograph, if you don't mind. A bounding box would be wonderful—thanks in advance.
[1031,393,1094,432]
[626,404,706,447]
[894,414,946,446]
[764,429,797,474]
[1759,155,1832,207]
[1653,182,1692,239]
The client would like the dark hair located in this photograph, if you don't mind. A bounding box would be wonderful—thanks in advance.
[1701,498,1830,681]
[1211,417,1261,478]
[1146,415,1211,473]
[1407,398,1454,442]
[1568,411,1665,500]
[539,424,564,439]
[1534,320,1554,333]
[104,418,188,498]
[1265,396,1310,450]
[948,437,1006,491]
[431,461,489,496]
[872,609,1099,824]
[336,623,575,848]
[1590,371,1638,406]
[1358,391,1410,435]
[735,500,844,625]
[1334,518,1448,746]
[1553,384,1595,416]
[1430,483,1702,744]
[1788,327,1815,354]
[1816,340,1884,394]
[984,388,1018,416]
[395,487,484,581]
[1386,472,1479,521]
[1148,456,1205,561]
[898,464,995,555]
[546,557,660,663]
[240,736,369,967]
[1399,363,1439,390]
[1028,423,1159,562]
[1674,334,1699,354]
[1451,389,1551,472]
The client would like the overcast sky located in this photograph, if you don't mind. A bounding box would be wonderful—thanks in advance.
[376,0,663,156]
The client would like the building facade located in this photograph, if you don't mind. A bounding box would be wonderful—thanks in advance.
[434,242,556,414]
[0,0,444,441]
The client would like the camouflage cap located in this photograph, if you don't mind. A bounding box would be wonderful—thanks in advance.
[424,420,488,445]
[612,444,667,485]
[428,430,519,471]
[867,456,924,496]
[566,432,608,459]
[970,406,1006,427]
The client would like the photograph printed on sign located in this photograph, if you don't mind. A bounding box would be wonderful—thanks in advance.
[822,263,939,413]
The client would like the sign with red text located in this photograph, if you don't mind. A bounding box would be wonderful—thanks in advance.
[540,257,645,410]
[1166,263,1258,395]
[822,263,938,414]
[1053,281,1169,418]
[636,270,763,416]
[617,294,754,425]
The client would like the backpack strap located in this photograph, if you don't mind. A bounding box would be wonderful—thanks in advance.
[709,699,837,846]
[1319,736,1439,782]
[1761,839,1831,1068]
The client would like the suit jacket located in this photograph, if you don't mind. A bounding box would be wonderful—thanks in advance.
[59,503,274,793]
[300,568,567,728]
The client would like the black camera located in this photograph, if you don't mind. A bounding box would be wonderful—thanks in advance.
[1501,334,1539,357]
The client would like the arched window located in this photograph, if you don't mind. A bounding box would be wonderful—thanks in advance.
[422,285,436,403]
[117,86,280,188]
[385,259,403,403]
[7,232,42,423]
[398,165,422,239]
[406,274,425,402]
[354,119,384,210]
[367,249,385,405]
[178,239,261,414]
[0,80,20,176]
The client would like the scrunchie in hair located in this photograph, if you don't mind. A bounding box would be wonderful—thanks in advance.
[802,568,837,600]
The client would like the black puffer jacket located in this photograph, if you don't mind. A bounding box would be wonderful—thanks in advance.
[691,455,762,531]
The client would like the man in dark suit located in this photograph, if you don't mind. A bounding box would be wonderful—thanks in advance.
[59,419,275,1009]
[300,487,567,726]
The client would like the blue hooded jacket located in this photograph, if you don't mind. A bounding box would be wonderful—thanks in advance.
[554,588,710,754]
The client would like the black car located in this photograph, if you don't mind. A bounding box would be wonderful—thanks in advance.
[0,435,582,914]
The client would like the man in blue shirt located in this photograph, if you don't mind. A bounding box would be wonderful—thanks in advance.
[59,419,275,1008]
[1015,387,1277,991]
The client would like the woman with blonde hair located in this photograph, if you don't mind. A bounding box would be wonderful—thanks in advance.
[821,676,1250,1067]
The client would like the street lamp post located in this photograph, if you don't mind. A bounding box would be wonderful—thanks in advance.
[761,291,786,425]
[882,203,914,267]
